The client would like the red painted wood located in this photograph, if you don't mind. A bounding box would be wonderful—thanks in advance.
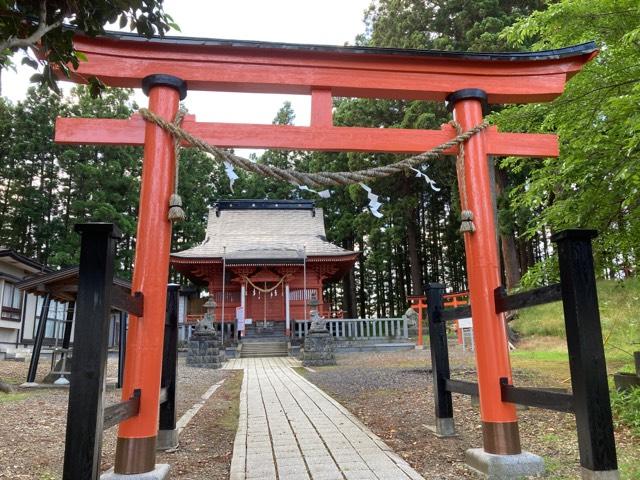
[454,96,518,429]
[119,83,180,442]
[55,117,558,157]
[311,89,333,127]
[63,35,595,103]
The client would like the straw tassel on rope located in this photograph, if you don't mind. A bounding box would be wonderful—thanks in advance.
[168,109,187,223]
[451,120,476,234]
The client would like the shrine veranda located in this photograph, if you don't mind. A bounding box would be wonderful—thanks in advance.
[27,30,622,479]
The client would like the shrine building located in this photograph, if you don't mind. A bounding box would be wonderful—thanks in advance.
[171,200,358,337]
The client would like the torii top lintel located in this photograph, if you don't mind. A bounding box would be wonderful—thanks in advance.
[66,32,597,104]
[55,32,597,156]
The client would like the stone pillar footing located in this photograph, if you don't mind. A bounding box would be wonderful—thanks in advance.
[156,429,178,451]
[465,449,544,479]
[435,417,456,437]
[580,468,620,480]
[101,464,170,480]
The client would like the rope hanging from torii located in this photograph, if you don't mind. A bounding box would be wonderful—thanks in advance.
[140,107,488,224]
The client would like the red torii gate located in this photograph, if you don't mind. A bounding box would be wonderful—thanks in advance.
[54,32,596,476]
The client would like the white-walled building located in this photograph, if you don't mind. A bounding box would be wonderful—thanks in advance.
[0,248,49,358]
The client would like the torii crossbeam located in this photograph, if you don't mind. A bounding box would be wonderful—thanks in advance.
[54,31,596,478]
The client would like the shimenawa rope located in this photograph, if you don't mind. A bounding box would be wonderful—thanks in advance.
[139,107,489,190]
[242,274,288,293]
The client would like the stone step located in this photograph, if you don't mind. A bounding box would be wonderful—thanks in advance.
[240,341,288,358]
[242,346,288,352]
[240,352,288,358]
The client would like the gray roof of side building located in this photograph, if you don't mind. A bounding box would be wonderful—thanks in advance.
[171,205,355,261]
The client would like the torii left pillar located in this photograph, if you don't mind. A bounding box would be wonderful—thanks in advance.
[110,74,187,478]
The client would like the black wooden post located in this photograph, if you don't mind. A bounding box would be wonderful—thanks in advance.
[552,229,618,476]
[157,284,179,450]
[117,311,127,389]
[26,294,51,383]
[426,283,456,436]
[61,301,75,354]
[63,223,121,480]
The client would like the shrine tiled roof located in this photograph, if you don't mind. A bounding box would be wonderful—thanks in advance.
[171,202,355,261]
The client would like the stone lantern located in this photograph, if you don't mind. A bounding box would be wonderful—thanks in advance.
[187,297,225,368]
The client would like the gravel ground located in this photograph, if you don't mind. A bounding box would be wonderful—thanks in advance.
[298,348,639,480]
[0,356,239,479]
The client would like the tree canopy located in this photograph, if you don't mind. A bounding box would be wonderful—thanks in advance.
[493,0,640,283]
[0,0,176,92]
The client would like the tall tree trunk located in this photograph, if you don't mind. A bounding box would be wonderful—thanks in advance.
[495,167,522,290]
[357,238,367,318]
[406,208,424,296]
[341,237,357,318]
[500,234,521,290]
[401,178,424,296]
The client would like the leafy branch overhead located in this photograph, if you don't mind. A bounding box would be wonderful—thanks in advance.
[0,0,178,91]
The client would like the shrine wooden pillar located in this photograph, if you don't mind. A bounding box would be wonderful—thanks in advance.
[115,74,187,474]
[240,280,246,339]
[285,282,291,336]
[448,89,520,455]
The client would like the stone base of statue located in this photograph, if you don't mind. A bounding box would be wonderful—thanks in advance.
[187,325,225,369]
[303,328,336,367]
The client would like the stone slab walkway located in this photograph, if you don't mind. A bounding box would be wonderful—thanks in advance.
[224,357,424,480]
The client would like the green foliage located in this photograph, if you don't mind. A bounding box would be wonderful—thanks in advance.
[611,387,640,438]
[0,0,177,91]
[494,0,640,277]
[519,255,559,289]
[0,86,215,277]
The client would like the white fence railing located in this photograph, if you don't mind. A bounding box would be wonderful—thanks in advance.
[293,318,408,340]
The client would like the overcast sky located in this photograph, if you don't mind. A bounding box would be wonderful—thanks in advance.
[3,0,373,131]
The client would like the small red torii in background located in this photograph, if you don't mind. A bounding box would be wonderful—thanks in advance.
[407,291,469,348]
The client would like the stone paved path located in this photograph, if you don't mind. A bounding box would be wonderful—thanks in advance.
[224,357,424,480]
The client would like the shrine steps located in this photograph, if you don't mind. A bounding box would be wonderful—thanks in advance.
[240,341,289,358]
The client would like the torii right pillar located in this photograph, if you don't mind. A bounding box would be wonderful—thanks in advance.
[448,88,545,478]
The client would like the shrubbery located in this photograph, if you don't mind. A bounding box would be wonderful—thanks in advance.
[610,387,640,438]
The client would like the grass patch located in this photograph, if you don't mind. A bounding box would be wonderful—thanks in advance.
[512,277,639,373]
[611,387,640,438]
[218,371,243,432]
[292,366,308,377]
[0,392,27,403]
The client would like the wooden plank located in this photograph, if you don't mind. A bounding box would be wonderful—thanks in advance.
[311,89,333,127]
[103,390,141,430]
[55,117,559,158]
[444,378,479,397]
[500,381,574,413]
[64,35,596,103]
[440,305,472,322]
[111,288,144,317]
[494,284,562,313]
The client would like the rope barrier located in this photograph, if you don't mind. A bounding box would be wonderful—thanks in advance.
[138,107,489,190]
